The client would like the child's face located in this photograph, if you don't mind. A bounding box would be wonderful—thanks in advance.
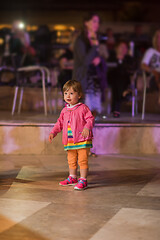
[116,43,128,56]
[64,87,81,105]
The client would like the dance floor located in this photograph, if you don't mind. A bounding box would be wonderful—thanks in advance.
[0,111,160,239]
[0,153,160,240]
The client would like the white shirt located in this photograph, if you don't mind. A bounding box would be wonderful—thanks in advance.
[141,48,160,72]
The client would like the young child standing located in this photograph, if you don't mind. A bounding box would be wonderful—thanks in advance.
[49,80,94,190]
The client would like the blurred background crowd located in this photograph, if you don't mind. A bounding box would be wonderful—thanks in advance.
[0,21,153,69]
[0,0,160,118]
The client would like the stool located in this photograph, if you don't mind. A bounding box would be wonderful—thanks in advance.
[11,65,51,116]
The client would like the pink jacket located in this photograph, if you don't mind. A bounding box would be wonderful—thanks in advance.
[50,103,94,145]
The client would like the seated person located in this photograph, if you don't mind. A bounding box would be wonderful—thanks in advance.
[57,46,73,91]
[107,40,136,118]
[141,29,160,104]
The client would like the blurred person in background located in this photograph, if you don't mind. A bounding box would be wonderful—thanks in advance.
[141,29,160,105]
[72,12,107,119]
[73,12,107,157]
[9,20,36,66]
[33,24,52,66]
[106,27,116,59]
[130,24,151,65]
[57,30,79,91]
[107,40,136,118]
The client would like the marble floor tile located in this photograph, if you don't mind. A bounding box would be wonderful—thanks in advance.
[8,181,73,192]
[0,154,160,240]
[0,224,50,240]
[0,214,16,232]
[89,154,160,171]
[137,173,160,197]
[15,202,117,240]
[90,208,160,240]
[16,166,54,181]
[0,198,50,232]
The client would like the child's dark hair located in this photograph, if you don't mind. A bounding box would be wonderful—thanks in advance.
[63,80,84,100]
[115,39,129,49]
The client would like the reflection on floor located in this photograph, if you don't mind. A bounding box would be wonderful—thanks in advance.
[0,153,160,240]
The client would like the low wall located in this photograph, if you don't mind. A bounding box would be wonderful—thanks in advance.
[0,123,160,155]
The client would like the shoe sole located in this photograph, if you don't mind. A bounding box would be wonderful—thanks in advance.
[74,186,88,190]
[59,183,77,186]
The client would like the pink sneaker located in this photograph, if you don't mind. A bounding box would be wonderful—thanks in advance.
[59,176,78,186]
[74,178,88,190]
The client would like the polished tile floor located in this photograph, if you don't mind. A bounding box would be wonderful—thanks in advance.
[0,153,160,240]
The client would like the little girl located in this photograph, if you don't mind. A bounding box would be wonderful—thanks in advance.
[49,80,94,190]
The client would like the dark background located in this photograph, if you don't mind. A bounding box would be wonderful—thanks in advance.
[1,0,159,11]
[1,0,160,24]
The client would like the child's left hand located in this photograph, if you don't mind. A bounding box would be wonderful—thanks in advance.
[81,128,89,138]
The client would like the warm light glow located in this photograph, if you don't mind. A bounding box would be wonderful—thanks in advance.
[0,23,38,32]
[57,31,61,37]
[0,23,75,44]
[18,22,25,29]
[53,25,68,31]
[26,25,38,31]
[69,26,75,31]
[0,38,4,45]
[0,24,11,29]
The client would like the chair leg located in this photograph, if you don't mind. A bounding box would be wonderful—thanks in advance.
[135,88,138,114]
[41,69,47,116]
[11,86,19,115]
[44,67,52,114]
[54,87,58,114]
[18,87,24,114]
[106,88,112,115]
[142,72,147,120]
[142,87,146,120]
[132,95,135,117]
[48,85,52,114]
[132,88,138,117]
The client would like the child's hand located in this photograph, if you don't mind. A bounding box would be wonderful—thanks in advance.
[49,133,54,143]
[81,128,89,138]
[92,57,101,66]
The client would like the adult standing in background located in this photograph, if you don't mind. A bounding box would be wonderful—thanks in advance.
[72,12,107,118]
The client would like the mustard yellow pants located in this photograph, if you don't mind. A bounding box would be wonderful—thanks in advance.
[67,148,90,170]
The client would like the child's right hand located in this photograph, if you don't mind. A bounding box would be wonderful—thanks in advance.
[48,133,54,143]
